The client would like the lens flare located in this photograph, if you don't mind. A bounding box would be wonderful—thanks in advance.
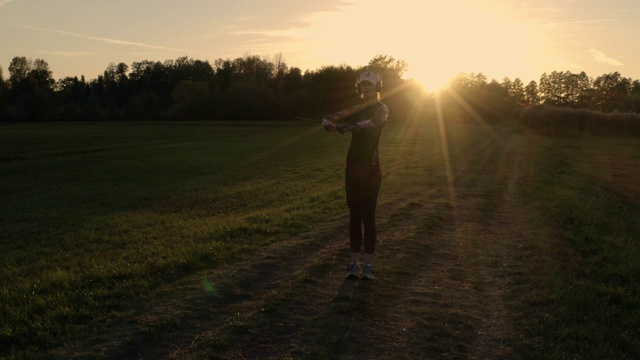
[201,278,220,297]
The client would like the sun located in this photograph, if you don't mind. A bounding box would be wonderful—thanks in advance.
[319,0,545,92]
[380,0,547,92]
[405,67,452,93]
[258,0,550,89]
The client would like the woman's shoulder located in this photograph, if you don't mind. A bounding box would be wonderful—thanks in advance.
[375,101,388,110]
[374,101,388,114]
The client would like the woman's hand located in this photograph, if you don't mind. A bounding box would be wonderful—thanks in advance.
[322,119,337,132]
[335,125,346,134]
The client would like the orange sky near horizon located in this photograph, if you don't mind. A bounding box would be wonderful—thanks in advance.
[1,0,638,91]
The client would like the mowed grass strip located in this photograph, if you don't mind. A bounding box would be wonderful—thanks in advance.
[516,133,640,359]
[176,119,455,359]
[0,121,350,357]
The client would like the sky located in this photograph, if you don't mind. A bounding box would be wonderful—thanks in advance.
[1,0,639,91]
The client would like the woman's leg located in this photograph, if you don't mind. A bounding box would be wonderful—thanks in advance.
[345,164,363,261]
[362,165,382,264]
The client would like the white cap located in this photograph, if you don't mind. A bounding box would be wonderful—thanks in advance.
[357,71,381,85]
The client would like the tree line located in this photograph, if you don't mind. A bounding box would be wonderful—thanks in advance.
[0,54,412,122]
[1,53,640,122]
[440,71,640,123]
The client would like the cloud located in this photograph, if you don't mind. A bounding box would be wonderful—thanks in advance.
[232,15,261,22]
[589,48,624,66]
[0,0,15,7]
[549,56,583,71]
[40,50,94,58]
[549,18,619,26]
[9,23,197,53]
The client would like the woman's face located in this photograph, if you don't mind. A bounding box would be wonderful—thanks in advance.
[359,82,377,100]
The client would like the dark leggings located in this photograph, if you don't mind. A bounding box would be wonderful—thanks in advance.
[345,164,382,255]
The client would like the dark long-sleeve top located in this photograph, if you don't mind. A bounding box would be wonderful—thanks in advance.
[322,101,388,165]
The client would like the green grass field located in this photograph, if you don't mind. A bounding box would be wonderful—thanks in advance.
[514,134,640,359]
[1,118,639,359]
[1,121,355,356]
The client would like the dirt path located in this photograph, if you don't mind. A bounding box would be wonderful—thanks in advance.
[109,127,531,359]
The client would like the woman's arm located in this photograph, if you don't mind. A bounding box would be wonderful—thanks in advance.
[339,103,388,133]
[322,105,360,132]
[322,105,360,124]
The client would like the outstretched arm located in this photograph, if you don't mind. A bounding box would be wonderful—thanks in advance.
[322,105,360,133]
[339,104,388,133]
[322,105,360,124]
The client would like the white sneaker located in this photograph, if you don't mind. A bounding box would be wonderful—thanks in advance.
[361,263,375,280]
[346,262,359,279]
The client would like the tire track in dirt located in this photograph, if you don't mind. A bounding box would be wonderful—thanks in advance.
[110,125,530,359]
[220,131,523,359]
[101,183,428,359]
[295,129,525,359]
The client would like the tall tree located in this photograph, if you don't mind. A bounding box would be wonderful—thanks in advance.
[501,77,513,100]
[102,63,120,109]
[592,72,631,112]
[524,80,539,105]
[169,56,214,83]
[509,78,526,105]
[7,57,54,121]
[8,56,31,88]
[54,76,91,121]
[627,80,640,112]
[566,71,590,108]
[115,62,129,84]
[233,55,274,85]
[213,58,235,91]
[129,60,171,105]
[0,65,7,120]
[103,63,118,85]
[367,54,408,78]
[30,58,54,91]
[283,67,303,94]
[271,53,288,79]
[538,71,589,107]
[366,54,408,95]
[269,52,288,93]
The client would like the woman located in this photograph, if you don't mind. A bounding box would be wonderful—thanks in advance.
[322,70,388,280]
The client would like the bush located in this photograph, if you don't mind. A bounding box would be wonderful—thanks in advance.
[519,105,640,137]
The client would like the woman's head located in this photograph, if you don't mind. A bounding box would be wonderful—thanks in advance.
[356,71,382,100]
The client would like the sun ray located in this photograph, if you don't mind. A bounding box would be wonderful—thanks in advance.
[240,124,325,167]
[445,86,501,141]
[378,81,431,169]
[435,92,458,222]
